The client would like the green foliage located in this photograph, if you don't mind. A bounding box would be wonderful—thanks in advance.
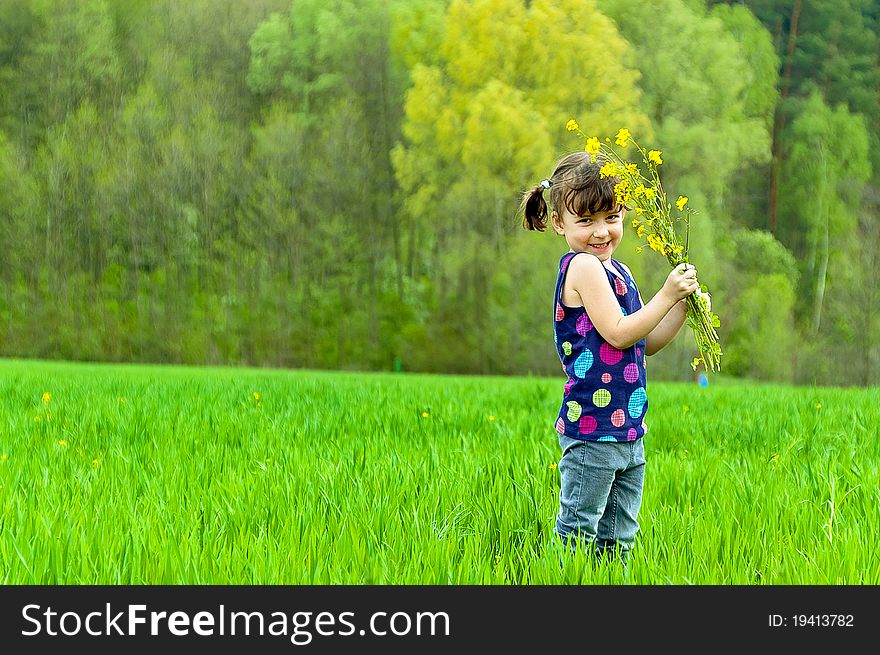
[0,0,876,385]
[780,90,871,334]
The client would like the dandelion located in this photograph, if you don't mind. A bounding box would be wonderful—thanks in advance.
[91,458,100,469]
[549,462,558,471]
[648,150,663,165]
[683,405,690,413]
[253,391,261,401]
[422,411,429,418]
[615,128,632,147]
[566,119,579,132]
[42,391,52,404]
[815,402,822,410]
[57,439,68,448]
[676,196,689,211]
[488,415,495,422]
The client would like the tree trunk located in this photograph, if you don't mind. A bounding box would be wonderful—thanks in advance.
[769,0,802,235]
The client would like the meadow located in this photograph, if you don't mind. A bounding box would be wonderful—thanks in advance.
[1,358,877,584]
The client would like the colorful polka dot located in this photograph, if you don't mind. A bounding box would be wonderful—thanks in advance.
[576,313,593,336]
[610,408,626,427]
[627,428,638,441]
[556,303,565,321]
[614,278,627,295]
[562,341,572,356]
[598,436,617,442]
[627,387,647,418]
[579,415,597,435]
[623,363,639,383]
[566,401,582,422]
[601,373,612,384]
[556,418,565,434]
[593,389,611,407]
[573,350,593,377]
[599,343,624,365]
[621,306,627,315]
[564,378,575,395]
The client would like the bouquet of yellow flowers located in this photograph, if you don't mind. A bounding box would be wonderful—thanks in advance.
[567,120,722,372]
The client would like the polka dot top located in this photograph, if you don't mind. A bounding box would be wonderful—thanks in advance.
[553,251,648,442]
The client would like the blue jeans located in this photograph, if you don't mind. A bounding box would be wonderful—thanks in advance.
[555,434,646,556]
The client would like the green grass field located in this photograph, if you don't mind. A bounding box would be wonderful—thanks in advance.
[1,358,877,584]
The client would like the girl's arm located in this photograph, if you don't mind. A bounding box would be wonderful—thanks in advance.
[567,254,697,351]
[644,300,687,355]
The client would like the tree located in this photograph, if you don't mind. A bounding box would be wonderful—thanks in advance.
[392,0,648,372]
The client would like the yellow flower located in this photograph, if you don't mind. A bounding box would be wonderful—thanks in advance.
[57,439,68,448]
[488,415,495,422]
[599,162,618,178]
[624,163,639,176]
[690,357,703,371]
[585,136,600,154]
[683,405,689,413]
[549,462,558,471]
[676,196,688,211]
[252,391,261,401]
[0,454,8,462]
[566,119,579,132]
[91,458,100,469]
[647,234,665,253]
[42,392,51,404]
[648,150,663,165]
[34,416,41,423]
[614,128,632,147]
[815,402,822,410]
[422,411,429,418]
[637,225,646,238]
[633,184,645,197]
[643,187,655,200]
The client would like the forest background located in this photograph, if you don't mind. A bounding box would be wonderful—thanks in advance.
[0,0,876,386]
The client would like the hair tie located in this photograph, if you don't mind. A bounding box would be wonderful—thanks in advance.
[540,179,552,190]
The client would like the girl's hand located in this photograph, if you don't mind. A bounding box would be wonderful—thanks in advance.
[662,263,700,303]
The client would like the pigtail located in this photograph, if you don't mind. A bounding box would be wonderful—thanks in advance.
[520,180,552,232]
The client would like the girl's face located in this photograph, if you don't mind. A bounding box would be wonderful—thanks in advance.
[551,204,624,261]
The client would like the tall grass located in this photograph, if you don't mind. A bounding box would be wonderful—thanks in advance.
[1,358,877,584]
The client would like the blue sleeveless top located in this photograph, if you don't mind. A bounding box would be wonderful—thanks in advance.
[553,252,648,442]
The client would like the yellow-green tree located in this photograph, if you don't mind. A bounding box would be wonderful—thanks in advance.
[392,0,648,373]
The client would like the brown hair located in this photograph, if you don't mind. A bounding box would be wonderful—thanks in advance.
[520,151,621,232]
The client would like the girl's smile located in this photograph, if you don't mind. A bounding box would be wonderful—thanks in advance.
[551,205,624,262]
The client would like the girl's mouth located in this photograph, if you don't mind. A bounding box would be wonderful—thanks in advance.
[590,242,611,251]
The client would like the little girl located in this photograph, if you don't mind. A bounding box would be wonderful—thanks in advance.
[521,150,700,560]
